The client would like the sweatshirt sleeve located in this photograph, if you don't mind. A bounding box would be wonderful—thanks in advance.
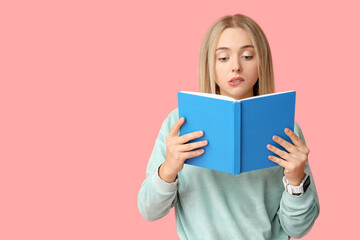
[277,122,320,238]
[137,108,179,221]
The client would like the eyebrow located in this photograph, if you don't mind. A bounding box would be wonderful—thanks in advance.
[216,45,254,51]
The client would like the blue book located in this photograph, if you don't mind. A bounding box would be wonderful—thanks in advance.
[178,90,296,175]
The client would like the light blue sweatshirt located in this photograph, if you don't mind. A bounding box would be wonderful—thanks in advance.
[138,108,320,240]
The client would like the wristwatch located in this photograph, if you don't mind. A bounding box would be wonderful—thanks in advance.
[283,173,311,196]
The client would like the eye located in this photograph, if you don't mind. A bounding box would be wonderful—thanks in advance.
[218,57,228,62]
[242,55,253,60]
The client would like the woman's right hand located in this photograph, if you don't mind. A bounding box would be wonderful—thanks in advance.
[159,117,208,183]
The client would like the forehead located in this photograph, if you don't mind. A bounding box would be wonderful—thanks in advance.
[216,28,253,48]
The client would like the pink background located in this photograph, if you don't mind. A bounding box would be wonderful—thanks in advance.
[1,0,359,239]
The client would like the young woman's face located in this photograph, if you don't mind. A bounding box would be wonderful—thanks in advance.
[215,27,258,100]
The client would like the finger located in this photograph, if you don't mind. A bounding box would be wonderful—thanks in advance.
[285,128,307,149]
[272,135,296,153]
[268,155,290,168]
[179,140,208,152]
[184,148,205,159]
[168,117,185,137]
[177,130,204,144]
[267,144,291,161]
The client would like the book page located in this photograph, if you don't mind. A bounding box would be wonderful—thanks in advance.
[240,90,296,102]
[179,90,296,102]
[179,91,236,102]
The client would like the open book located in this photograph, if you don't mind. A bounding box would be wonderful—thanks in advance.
[178,90,296,175]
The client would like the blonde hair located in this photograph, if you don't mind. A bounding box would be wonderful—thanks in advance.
[198,14,275,96]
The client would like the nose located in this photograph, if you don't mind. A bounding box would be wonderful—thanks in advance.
[232,66,240,72]
[232,58,241,72]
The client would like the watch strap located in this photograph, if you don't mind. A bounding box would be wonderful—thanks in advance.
[283,173,310,195]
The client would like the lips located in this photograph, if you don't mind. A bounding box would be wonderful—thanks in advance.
[229,77,245,82]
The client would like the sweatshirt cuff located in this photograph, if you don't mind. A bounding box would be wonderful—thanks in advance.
[151,166,178,192]
[281,186,315,210]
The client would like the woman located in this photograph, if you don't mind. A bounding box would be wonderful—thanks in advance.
[138,14,320,240]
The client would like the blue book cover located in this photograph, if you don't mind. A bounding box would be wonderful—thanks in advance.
[178,90,296,175]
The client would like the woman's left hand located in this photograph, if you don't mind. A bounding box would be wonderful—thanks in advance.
[267,128,310,186]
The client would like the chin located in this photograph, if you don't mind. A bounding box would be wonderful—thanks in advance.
[218,84,253,99]
[229,88,253,99]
